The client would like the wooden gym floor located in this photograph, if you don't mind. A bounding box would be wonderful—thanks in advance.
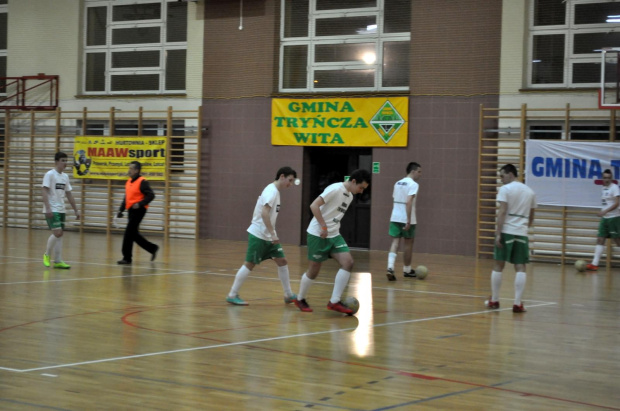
[0,226,618,410]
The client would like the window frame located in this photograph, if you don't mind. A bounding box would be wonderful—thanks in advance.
[83,0,187,95]
[279,0,410,93]
[0,2,7,97]
[528,0,620,88]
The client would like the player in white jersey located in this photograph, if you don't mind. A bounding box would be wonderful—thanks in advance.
[386,162,422,281]
[294,169,371,314]
[486,164,536,313]
[586,169,620,271]
[226,167,298,306]
[42,152,80,269]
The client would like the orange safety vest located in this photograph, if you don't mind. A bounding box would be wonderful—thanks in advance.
[125,176,148,210]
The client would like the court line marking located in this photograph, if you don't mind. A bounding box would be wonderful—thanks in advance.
[0,264,559,306]
[5,302,556,373]
[0,270,199,286]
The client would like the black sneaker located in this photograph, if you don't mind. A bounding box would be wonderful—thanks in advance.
[404,269,416,278]
[386,268,396,281]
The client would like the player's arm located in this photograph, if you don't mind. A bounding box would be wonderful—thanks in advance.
[405,194,415,230]
[310,196,328,238]
[495,201,507,248]
[41,186,53,218]
[528,208,535,228]
[260,204,278,244]
[599,195,620,217]
[65,191,80,220]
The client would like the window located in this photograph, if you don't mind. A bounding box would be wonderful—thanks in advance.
[528,122,619,140]
[84,0,187,95]
[280,0,410,92]
[529,0,620,87]
[0,1,7,96]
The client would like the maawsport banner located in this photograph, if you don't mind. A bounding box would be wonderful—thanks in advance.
[272,97,409,147]
[525,140,620,207]
[73,136,167,180]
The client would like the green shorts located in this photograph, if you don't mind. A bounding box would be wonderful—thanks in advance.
[307,233,350,262]
[389,222,416,239]
[245,233,285,264]
[493,233,529,265]
[597,216,620,238]
[45,212,66,230]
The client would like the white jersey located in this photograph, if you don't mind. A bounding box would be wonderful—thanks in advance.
[497,181,537,236]
[601,183,620,219]
[307,182,353,238]
[42,169,72,213]
[247,182,280,241]
[390,176,418,224]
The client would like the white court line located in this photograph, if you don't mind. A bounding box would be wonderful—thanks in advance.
[0,255,191,273]
[0,270,200,286]
[7,301,556,373]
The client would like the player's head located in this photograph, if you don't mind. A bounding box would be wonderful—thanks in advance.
[407,162,422,180]
[499,164,518,184]
[347,169,371,194]
[54,152,68,171]
[603,169,613,186]
[406,162,421,174]
[128,161,141,178]
[275,166,297,180]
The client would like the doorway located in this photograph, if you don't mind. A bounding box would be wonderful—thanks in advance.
[301,147,372,248]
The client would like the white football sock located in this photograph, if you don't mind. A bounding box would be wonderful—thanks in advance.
[514,271,526,306]
[297,273,314,300]
[46,234,59,261]
[229,265,251,297]
[387,252,397,270]
[54,237,63,262]
[330,269,351,304]
[491,270,503,302]
[277,265,293,297]
[592,244,604,266]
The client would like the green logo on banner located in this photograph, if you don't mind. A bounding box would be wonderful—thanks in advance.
[369,101,405,144]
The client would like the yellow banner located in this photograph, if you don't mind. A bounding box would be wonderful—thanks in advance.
[73,136,167,180]
[272,97,408,147]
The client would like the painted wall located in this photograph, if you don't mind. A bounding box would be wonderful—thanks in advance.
[5,0,204,112]
[199,0,502,257]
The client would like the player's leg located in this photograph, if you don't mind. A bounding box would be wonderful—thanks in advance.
[226,234,262,305]
[387,222,402,281]
[44,213,63,266]
[402,224,416,276]
[589,219,608,270]
[513,263,527,313]
[487,234,511,308]
[327,238,354,314]
[294,260,321,312]
[119,208,145,263]
[274,256,296,303]
[132,209,158,257]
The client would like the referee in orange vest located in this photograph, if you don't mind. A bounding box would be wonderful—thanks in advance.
[117,161,159,264]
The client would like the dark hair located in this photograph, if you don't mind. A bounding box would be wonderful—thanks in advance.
[130,161,142,172]
[275,166,297,180]
[500,164,518,177]
[55,152,67,162]
[349,169,371,185]
[603,169,613,177]
[406,162,421,174]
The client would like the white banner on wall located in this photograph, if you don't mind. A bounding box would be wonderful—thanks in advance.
[525,140,620,208]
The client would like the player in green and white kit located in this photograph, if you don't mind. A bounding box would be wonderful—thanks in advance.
[486,164,536,313]
[42,152,80,269]
[294,169,371,314]
[387,162,422,281]
[226,167,298,306]
[587,169,620,271]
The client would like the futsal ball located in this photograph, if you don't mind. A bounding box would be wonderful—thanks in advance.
[416,265,428,279]
[574,259,587,272]
[343,296,360,315]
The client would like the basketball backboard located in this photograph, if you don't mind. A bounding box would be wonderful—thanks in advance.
[599,48,620,109]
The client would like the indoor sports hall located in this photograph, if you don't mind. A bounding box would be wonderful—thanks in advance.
[1,0,620,409]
